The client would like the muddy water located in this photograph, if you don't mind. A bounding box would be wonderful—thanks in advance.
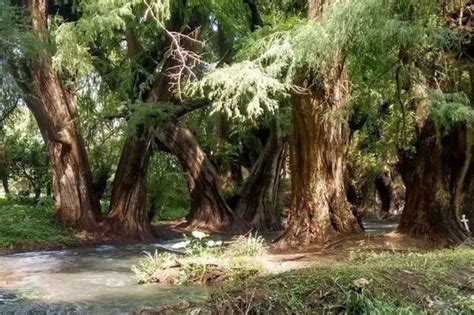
[0,242,207,314]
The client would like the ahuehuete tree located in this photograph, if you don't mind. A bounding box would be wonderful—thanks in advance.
[197,0,474,246]
[197,0,369,246]
[278,0,363,245]
[345,0,473,244]
[54,0,255,239]
[1,0,100,229]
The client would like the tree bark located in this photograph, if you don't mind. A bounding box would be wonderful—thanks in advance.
[104,133,154,240]
[10,0,100,229]
[277,0,362,246]
[234,119,285,231]
[398,121,471,244]
[157,122,249,234]
[375,169,405,219]
[277,68,363,246]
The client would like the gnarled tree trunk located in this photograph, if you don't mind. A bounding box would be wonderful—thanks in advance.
[399,122,471,244]
[234,119,285,231]
[103,133,154,240]
[375,169,405,219]
[10,0,100,230]
[158,122,249,234]
[277,0,362,247]
[277,66,363,246]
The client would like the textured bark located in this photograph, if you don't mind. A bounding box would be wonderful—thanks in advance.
[158,123,249,233]
[234,120,285,231]
[278,66,362,246]
[375,169,405,219]
[277,0,362,246]
[104,133,154,240]
[462,175,474,236]
[399,121,471,244]
[308,0,326,19]
[11,0,100,229]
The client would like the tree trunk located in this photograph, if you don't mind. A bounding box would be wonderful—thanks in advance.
[2,176,10,196]
[34,186,41,201]
[462,175,474,236]
[157,122,249,234]
[46,181,51,197]
[234,119,285,231]
[10,0,100,229]
[375,169,405,219]
[104,133,154,240]
[277,64,362,246]
[398,121,471,244]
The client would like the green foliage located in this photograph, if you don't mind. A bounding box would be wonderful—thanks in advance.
[429,90,474,129]
[172,230,224,257]
[0,198,75,250]
[147,154,190,221]
[0,107,50,199]
[194,0,452,122]
[192,61,289,121]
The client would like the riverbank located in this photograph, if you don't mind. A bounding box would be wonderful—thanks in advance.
[145,246,473,314]
[0,199,190,254]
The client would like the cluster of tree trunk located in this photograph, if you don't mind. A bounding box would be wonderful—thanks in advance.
[6,0,472,248]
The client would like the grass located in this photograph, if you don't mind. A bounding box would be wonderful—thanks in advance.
[211,247,474,314]
[132,232,265,285]
[0,198,76,251]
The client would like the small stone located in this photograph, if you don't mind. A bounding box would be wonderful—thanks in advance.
[353,278,370,288]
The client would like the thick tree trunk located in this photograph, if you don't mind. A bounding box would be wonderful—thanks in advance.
[157,123,249,233]
[234,120,285,231]
[399,122,471,244]
[104,133,154,240]
[278,65,362,246]
[10,0,100,229]
[276,0,362,247]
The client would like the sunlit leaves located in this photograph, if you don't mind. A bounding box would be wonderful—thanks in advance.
[192,61,289,121]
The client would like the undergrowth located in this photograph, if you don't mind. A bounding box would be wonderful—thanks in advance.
[0,198,76,250]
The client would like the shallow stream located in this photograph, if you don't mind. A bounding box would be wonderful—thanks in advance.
[0,242,207,314]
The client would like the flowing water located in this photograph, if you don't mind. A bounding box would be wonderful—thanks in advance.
[0,219,398,314]
[0,242,207,314]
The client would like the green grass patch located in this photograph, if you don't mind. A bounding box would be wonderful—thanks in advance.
[132,232,265,286]
[152,207,189,222]
[211,247,474,314]
[0,198,76,250]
